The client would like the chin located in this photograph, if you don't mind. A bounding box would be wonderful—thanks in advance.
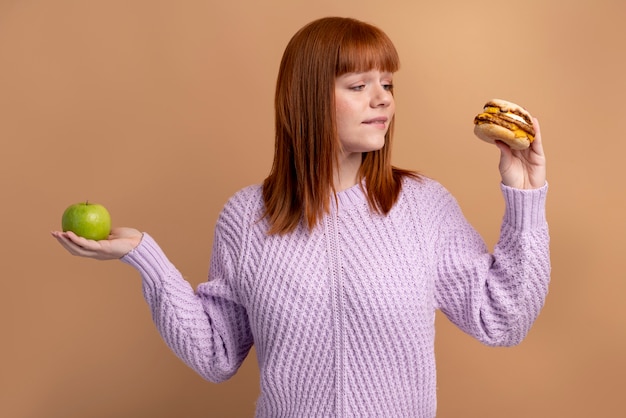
[340,134,387,154]
[366,138,386,152]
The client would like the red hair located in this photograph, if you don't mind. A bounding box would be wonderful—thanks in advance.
[263,17,419,234]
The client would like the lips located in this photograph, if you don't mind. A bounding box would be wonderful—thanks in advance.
[362,117,388,125]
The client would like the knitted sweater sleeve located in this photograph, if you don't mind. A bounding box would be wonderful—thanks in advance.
[434,183,550,347]
[120,197,253,382]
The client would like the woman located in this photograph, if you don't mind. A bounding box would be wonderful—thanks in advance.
[52,16,550,418]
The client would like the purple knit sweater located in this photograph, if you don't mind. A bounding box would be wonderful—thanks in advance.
[121,177,550,417]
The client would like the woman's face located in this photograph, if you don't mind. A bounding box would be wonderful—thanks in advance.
[334,69,395,156]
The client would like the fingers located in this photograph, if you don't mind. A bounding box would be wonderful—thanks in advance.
[52,230,91,248]
[51,233,83,256]
[530,117,545,156]
[51,231,99,257]
[51,230,111,259]
[494,140,512,157]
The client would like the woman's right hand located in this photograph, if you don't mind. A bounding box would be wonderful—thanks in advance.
[51,227,143,260]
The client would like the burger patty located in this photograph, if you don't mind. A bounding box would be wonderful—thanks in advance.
[483,101,534,126]
[474,112,535,136]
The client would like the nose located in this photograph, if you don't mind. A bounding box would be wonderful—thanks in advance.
[371,85,392,108]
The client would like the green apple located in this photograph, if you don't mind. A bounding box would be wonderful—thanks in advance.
[61,201,111,241]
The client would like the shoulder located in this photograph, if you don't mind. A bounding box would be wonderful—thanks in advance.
[399,175,455,205]
[212,184,267,253]
[224,184,264,208]
[392,175,464,226]
[219,184,265,224]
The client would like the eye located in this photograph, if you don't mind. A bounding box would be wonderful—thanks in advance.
[350,84,366,91]
[383,83,394,91]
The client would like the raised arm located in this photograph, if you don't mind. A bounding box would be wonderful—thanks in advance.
[435,117,550,345]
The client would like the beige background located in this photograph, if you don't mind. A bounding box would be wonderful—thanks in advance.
[1,0,624,417]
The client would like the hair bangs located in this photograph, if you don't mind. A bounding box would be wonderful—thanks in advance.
[336,23,400,75]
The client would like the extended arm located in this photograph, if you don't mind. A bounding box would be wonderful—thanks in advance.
[121,233,253,382]
[51,221,253,382]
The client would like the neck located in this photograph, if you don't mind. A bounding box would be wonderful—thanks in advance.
[334,152,362,191]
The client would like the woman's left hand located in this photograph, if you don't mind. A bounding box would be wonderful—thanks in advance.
[51,227,143,260]
[495,117,546,189]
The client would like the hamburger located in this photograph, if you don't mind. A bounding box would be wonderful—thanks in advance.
[473,99,536,150]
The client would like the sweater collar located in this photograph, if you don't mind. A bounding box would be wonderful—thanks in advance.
[334,180,368,210]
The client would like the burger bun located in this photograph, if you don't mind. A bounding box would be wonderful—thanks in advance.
[473,99,535,150]
[473,123,533,150]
